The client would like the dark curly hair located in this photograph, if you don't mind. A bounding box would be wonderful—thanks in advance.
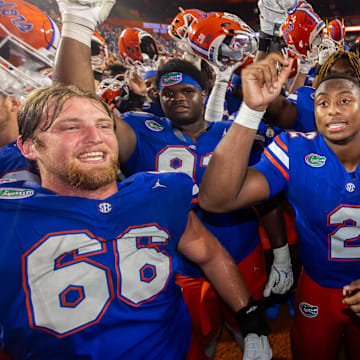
[316,50,360,85]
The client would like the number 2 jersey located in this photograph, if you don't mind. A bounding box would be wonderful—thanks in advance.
[122,111,261,277]
[0,172,196,360]
[253,131,360,288]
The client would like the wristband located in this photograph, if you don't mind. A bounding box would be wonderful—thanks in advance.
[234,102,265,130]
[273,243,291,264]
[236,297,271,336]
[61,15,94,47]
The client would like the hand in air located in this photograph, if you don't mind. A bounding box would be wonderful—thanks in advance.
[56,0,116,29]
[241,53,292,112]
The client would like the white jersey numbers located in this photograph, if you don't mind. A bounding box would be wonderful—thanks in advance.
[328,206,360,260]
[23,226,172,336]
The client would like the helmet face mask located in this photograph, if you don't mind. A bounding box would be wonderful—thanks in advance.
[118,28,158,66]
[0,0,59,99]
[96,75,130,116]
[188,12,257,67]
[168,8,207,41]
[91,31,109,73]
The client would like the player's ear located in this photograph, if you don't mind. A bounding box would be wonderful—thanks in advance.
[201,90,207,105]
[9,96,20,113]
[17,136,38,161]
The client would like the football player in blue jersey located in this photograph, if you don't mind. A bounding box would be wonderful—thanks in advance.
[200,52,360,360]
[264,50,360,133]
[52,1,293,358]
[0,83,273,359]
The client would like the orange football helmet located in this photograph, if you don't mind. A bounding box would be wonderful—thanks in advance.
[282,7,325,61]
[187,12,257,68]
[325,19,345,43]
[96,75,129,116]
[0,0,60,98]
[118,27,158,65]
[91,30,109,73]
[168,7,207,41]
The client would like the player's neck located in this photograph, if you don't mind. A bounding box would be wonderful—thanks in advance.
[0,119,18,148]
[176,118,208,139]
[328,138,360,173]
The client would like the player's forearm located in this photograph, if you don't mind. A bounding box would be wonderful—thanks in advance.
[257,196,288,249]
[200,244,251,312]
[199,123,257,212]
[53,37,95,92]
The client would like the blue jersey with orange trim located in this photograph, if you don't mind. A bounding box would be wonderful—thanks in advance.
[287,86,316,132]
[0,141,40,182]
[253,131,360,288]
[0,172,195,359]
[122,111,260,276]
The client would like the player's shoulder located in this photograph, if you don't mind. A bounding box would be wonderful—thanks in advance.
[0,180,43,205]
[145,170,195,188]
[287,86,315,102]
[120,171,197,205]
[121,111,171,132]
[271,131,320,155]
[210,120,232,130]
[0,141,20,158]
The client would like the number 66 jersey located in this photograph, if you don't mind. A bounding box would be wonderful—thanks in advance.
[253,131,360,288]
[0,172,196,360]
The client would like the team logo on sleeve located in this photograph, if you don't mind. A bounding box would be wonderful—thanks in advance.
[305,153,326,167]
[0,188,34,199]
[145,120,164,132]
[299,302,318,318]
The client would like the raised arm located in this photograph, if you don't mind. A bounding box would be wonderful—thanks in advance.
[53,0,115,91]
[199,53,292,212]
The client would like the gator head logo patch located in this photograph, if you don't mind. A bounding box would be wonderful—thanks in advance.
[0,188,34,199]
[160,72,182,87]
[299,302,318,318]
[305,153,326,167]
[145,120,164,132]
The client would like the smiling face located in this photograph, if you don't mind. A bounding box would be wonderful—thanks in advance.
[23,96,119,194]
[159,83,206,127]
[315,77,360,146]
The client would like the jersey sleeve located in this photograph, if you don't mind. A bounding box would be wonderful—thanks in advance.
[252,132,290,198]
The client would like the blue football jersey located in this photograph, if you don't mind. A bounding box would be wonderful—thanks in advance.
[122,111,260,276]
[0,172,195,359]
[253,131,360,288]
[0,141,40,182]
[287,86,316,132]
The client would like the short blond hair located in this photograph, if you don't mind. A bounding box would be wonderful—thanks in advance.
[18,85,116,142]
